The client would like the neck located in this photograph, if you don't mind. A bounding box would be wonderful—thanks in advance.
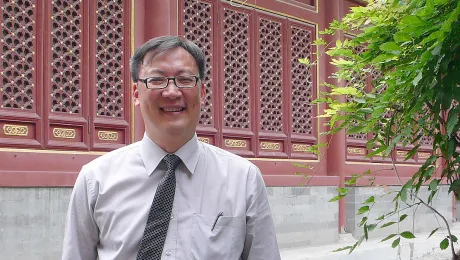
[146,131,194,153]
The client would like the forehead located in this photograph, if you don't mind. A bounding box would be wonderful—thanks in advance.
[141,47,198,70]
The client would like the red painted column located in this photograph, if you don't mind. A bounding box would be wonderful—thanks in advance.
[322,0,347,233]
[132,0,179,142]
[133,0,146,142]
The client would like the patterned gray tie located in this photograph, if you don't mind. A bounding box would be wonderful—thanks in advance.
[137,154,181,260]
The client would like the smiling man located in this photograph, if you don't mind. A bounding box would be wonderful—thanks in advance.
[62,36,281,260]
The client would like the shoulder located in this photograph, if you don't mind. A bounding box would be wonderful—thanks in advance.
[81,141,140,176]
[200,142,260,174]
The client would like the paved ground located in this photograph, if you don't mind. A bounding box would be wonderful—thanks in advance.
[415,250,452,260]
[280,223,460,260]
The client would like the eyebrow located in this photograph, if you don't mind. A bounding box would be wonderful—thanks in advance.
[142,68,196,76]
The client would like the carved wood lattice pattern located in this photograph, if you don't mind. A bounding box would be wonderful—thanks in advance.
[1,0,35,110]
[95,0,124,117]
[291,26,313,135]
[51,0,81,114]
[223,8,250,128]
[183,0,213,125]
[346,45,367,140]
[372,67,392,131]
[259,18,283,132]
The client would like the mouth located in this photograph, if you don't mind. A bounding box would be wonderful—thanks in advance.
[161,107,186,112]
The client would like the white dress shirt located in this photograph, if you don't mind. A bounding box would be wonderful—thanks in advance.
[62,133,280,260]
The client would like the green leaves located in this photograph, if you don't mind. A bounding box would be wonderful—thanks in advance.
[399,214,408,222]
[330,87,359,96]
[315,0,460,256]
[298,57,310,65]
[365,196,375,204]
[400,15,426,28]
[413,71,423,86]
[400,231,416,239]
[379,42,402,54]
[380,221,397,229]
[381,234,398,242]
[394,32,411,43]
[446,113,459,136]
[329,195,346,202]
[428,179,440,192]
[329,187,350,202]
[332,246,353,252]
[440,238,449,250]
[428,228,439,239]
[439,235,458,250]
[358,206,370,215]
[392,238,401,248]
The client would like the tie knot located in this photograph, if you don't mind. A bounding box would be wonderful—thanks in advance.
[163,154,181,171]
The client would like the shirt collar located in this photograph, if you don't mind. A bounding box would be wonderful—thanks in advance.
[140,133,201,176]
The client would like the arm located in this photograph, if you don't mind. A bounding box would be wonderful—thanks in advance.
[242,165,281,260]
[62,166,99,260]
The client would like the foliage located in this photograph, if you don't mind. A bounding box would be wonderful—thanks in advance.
[304,0,460,258]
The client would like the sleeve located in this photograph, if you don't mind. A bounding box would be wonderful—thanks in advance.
[242,164,281,260]
[61,165,99,260]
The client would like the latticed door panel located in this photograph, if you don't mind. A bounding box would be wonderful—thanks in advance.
[182,0,215,129]
[44,0,87,150]
[178,1,319,158]
[0,0,42,148]
[220,4,254,156]
[344,40,371,161]
[257,14,287,158]
[289,22,317,159]
[91,0,131,150]
[0,0,132,151]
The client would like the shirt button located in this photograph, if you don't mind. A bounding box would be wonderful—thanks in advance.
[166,251,171,256]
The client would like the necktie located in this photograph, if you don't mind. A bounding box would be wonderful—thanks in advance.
[137,154,181,260]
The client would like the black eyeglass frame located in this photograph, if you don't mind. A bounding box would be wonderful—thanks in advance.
[138,75,200,89]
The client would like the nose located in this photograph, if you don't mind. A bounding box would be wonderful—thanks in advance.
[161,80,182,99]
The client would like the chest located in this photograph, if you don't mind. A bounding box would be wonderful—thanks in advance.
[93,170,248,259]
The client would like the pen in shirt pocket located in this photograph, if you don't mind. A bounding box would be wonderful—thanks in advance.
[211,211,224,231]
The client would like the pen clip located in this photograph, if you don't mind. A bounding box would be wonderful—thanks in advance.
[211,211,224,231]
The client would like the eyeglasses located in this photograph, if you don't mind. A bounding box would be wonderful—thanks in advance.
[138,75,200,89]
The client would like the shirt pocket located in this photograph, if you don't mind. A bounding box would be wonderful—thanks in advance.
[190,213,245,260]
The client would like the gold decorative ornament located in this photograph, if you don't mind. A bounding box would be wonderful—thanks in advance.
[98,131,118,141]
[292,144,309,152]
[53,128,76,139]
[224,139,247,148]
[397,151,408,158]
[347,147,366,155]
[418,152,431,159]
[197,137,210,144]
[3,124,28,136]
[260,142,280,151]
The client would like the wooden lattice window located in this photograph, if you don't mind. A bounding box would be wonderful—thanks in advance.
[95,0,125,118]
[183,0,214,126]
[291,25,314,135]
[51,0,82,114]
[1,0,36,111]
[222,7,250,129]
[180,1,318,158]
[0,0,131,150]
[259,18,283,132]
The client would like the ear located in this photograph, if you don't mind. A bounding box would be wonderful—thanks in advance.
[133,83,140,106]
[200,82,206,104]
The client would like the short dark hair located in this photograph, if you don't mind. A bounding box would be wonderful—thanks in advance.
[130,35,206,82]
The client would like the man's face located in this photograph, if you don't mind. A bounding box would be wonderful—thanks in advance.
[134,47,205,143]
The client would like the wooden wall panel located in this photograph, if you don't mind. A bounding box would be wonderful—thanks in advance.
[0,0,42,148]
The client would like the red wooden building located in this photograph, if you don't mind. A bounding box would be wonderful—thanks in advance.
[0,0,441,238]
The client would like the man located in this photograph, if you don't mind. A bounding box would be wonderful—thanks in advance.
[62,35,281,260]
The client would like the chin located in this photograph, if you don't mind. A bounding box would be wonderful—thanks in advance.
[163,123,191,137]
